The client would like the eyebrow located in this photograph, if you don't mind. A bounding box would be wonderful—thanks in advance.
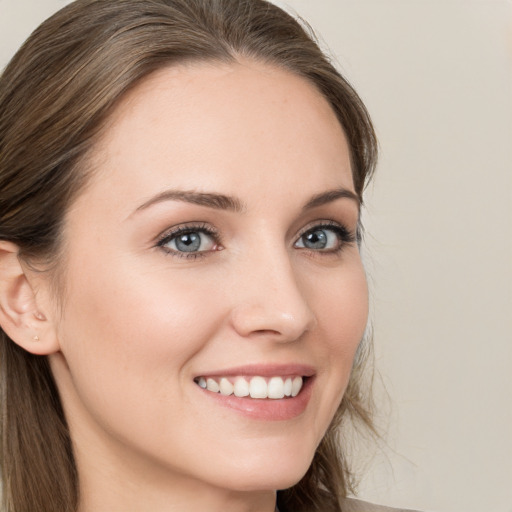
[302,188,360,211]
[134,189,245,214]
[132,186,359,216]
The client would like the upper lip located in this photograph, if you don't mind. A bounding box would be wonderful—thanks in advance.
[195,364,316,378]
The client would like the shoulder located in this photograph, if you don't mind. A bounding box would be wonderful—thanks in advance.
[340,497,420,512]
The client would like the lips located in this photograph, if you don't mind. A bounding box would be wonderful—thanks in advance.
[195,375,304,399]
[193,365,315,420]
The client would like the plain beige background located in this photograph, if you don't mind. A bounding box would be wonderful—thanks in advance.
[1,1,511,512]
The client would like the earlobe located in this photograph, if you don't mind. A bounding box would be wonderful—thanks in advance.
[0,241,59,355]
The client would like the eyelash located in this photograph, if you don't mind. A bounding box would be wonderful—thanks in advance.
[155,220,356,260]
[296,221,356,255]
[156,223,221,260]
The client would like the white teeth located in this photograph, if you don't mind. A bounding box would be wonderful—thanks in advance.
[284,377,292,397]
[249,376,267,398]
[268,377,285,399]
[233,377,250,397]
[291,376,303,397]
[219,378,234,396]
[197,375,305,399]
[206,378,220,393]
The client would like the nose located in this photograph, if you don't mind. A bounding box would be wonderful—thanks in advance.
[229,250,317,342]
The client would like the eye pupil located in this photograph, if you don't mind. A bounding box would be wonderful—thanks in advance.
[304,230,327,249]
[176,232,201,252]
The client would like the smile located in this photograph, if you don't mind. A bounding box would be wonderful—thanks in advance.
[194,375,304,399]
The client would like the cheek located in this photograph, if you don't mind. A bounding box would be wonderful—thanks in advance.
[54,255,225,424]
[318,260,368,404]
[303,255,368,433]
[315,257,368,355]
[61,251,220,350]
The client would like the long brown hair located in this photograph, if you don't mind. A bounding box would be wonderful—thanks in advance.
[0,1,378,511]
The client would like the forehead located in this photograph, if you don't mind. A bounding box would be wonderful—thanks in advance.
[84,60,354,213]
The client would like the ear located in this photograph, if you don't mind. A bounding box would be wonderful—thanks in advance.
[0,241,60,355]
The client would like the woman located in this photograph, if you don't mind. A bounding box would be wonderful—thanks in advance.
[0,1,414,511]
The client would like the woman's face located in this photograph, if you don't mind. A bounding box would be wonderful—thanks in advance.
[47,61,368,500]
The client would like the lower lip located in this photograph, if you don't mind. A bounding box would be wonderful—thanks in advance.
[197,377,314,421]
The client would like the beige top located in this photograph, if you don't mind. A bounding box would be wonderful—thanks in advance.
[340,498,418,512]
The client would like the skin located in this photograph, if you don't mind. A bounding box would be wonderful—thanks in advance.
[14,61,368,511]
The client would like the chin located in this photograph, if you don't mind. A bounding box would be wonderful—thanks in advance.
[204,444,315,493]
[221,469,309,494]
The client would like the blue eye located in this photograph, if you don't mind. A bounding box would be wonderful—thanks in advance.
[158,225,219,256]
[295,224,354,252]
